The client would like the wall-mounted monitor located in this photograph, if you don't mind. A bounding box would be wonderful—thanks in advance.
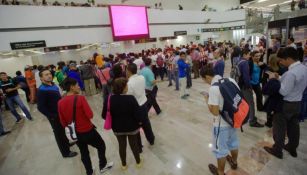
[108,5,150,41]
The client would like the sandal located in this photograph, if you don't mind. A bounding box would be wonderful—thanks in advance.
[208,164,219,175]
[226,155,238,170]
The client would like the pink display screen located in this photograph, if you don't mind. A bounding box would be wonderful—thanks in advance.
[108,5,150,41]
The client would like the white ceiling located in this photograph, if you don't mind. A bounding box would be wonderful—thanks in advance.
[243,0,295,11]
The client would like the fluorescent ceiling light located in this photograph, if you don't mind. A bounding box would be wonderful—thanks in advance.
[26,50,45,55]
[0,52,13,56]
[280,0,292,5]
[258,0,269,3]
[268,4,277,7]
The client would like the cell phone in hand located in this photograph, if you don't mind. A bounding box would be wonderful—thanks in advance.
[265,71,273,75]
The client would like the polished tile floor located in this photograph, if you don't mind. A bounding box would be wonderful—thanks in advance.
[1,61,307,175]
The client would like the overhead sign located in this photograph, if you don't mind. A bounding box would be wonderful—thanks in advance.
[202,26,245,32]
[174,31,187,36]
[135,38,157,44]
[159,36,177,41]
[44,44,81,52]
[10,40,46,50]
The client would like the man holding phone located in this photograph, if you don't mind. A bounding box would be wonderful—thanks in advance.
[264,47,307,159]
[201,65,240,175]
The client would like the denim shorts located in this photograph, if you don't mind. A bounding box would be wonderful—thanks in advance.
[212,126,239,159]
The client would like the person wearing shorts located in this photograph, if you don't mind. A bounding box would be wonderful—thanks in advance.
[201,65,240,175]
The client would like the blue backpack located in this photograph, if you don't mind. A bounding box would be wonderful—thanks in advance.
[213,78,249,129]
[213,78,250,149]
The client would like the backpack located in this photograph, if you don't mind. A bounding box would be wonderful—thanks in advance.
[213,78,249,129]
[230,59,245,83]
[157,56,164,67]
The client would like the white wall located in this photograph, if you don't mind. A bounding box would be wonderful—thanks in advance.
[0,6,245,51]
[0,56,33,76]
[39,0,239,11]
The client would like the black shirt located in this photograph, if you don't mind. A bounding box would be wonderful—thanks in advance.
[0,78,19,97]
[102,94,141,133]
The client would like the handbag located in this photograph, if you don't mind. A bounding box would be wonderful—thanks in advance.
[104,95,112,130]
[65,95,78,142]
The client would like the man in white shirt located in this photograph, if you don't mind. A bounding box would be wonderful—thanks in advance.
[287,37,297,49]
[127,63,155,146]
[201,65,239,175]
[133,56,144,74]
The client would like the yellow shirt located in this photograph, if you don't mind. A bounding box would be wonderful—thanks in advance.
[95,55,104,68]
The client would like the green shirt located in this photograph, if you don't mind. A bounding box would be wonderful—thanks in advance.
[55,71,65,84]
[140,66,155,90]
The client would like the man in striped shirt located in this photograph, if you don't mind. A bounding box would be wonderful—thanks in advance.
[166,50,179,90]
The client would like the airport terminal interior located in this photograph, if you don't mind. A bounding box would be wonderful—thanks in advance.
[0,0,307,175]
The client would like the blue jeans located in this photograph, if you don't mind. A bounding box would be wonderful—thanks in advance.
[168,69,179,90]
[5,95,32,120]
[0,111,4,134]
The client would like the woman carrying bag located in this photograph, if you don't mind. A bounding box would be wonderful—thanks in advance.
[58,78,113,175]
[102,77,142,170]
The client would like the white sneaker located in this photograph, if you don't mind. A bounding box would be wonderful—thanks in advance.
[100,162,114,174]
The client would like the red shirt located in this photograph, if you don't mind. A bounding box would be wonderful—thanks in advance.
[58,95,94,133]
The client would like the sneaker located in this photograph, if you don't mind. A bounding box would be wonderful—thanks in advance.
[0,131,11,137]
[63,151,78,158]
[181,95,187,99]
[121,165,128,171]
[100,162,113,174]
[136,159,143,169]
[16,118,22,123]
[168,84,172,87]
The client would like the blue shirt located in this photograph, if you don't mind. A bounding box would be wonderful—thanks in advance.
[279,61,307,102]
[213,59,225,77]
[37,83,61,118]
[238,59,251,89]
[140,66,155,90]
[177,59,189,78]
[250,63,260,85]
[68,70,84,90]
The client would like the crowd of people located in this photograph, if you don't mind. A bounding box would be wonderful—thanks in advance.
[0,38,307,175]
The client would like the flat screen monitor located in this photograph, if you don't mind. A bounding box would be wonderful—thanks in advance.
[108,5,150,41]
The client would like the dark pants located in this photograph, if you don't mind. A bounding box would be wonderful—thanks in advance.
[145,86,161,115]
[252,84,264,111]
[192,60,200,78]
[242,88,257,124]
[47,116,70,157]
[272,101,301,153]
[22,87,31,102]
[77,128,107,175]
[152,65,158,80]
[116,133,140,166]
[157,67,165,80]
[186,66,192,88]
[139,103,155,144]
